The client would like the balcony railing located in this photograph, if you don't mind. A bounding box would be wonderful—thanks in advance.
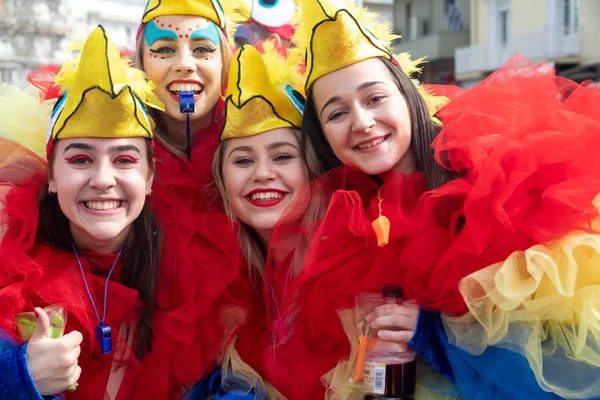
[456,27,580,76]
[395,31,470,61]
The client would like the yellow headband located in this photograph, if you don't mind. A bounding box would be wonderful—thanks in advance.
[47,26,164,153]
[220,42,305,141]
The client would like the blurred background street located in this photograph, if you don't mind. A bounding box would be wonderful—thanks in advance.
[0,0,598,88]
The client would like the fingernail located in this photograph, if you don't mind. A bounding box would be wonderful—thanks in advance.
[34,309,40,319]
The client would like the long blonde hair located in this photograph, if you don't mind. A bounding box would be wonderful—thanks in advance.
[135,26,233,157]
[212,128,327,288]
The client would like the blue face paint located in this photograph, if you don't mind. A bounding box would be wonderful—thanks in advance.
[144,20,178,47]
[190,21,221,46]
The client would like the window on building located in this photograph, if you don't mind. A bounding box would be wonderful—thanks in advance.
[563,0,579,34]
[564,0,571,34]
[405,2,412,34]
[499,10,509,47]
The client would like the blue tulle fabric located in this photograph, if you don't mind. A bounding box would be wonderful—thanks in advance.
[184,367,262,400]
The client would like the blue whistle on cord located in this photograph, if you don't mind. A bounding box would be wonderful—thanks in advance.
[179,91,195,159]
[179,91,195,114]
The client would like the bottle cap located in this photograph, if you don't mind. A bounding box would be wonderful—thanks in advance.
[382,285,403,299]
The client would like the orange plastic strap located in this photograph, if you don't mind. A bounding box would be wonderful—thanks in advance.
[353,335,380,382]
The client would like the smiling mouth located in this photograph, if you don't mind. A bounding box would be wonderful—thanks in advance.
[354,135,390,150]
[247,191,285,201]
[84,201,123,210]
[168,83,203,96]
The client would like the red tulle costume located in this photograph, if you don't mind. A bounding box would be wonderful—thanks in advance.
[130,100,253,398]
[231,56,600,398]
[0,174,144,399]
[0,78,251,398]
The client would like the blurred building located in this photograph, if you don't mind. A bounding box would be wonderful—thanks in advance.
[70,0,146,50]
[391,0,470,84]
[455,0,600,87]
[0,0,72,85]
[0,0,145,87]
[363,0,395,26]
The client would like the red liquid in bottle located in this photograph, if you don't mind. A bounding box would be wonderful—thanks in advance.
[363,286,417,399]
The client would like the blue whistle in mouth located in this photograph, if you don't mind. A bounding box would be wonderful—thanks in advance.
[179,91,195,114]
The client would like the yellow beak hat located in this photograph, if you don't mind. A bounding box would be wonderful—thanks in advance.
[47,25,164,159]
[220,42,305,141]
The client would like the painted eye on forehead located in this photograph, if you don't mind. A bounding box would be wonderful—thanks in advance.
[252,0,295,28]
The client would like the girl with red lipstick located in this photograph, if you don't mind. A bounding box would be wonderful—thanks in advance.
[0,26,167,399]
[213,43,322,288]
[203,43,443,400]
[289,0,600,397]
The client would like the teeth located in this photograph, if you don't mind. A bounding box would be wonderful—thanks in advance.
[85,201,121,210]
[357,137,386,150]
[249,192,284,201]
[168,83,203,93]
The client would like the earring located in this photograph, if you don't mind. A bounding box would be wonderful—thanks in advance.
[47,188,55,196]
[147,188,153,197]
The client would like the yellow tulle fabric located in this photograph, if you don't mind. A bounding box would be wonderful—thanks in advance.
[322,310,462,400]
[443,231,600,399]
[0,84,50,239]
[220,338,287,399]
[0,84,52,159]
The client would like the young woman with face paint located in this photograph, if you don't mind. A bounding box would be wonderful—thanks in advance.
[0,26,167,400]
[132,1,255,395]
[292,0,600,398]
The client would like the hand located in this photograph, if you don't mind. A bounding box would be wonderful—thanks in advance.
[25,307,83,395]
[365,301,419,343]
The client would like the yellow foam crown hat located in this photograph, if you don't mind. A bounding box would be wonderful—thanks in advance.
[294,0,398,91]
[293,0,449,123]
[220,43,305,141]
[48,26,164,150]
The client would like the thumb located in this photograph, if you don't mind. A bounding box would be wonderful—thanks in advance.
[30,307,50,341]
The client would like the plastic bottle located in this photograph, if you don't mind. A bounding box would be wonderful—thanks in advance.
[363,286,417,400]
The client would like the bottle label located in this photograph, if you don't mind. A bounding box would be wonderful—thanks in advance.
[364,361,386,395]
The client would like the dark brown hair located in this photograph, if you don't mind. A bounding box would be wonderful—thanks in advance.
[301,57,457,191]
[37,140,163,360]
